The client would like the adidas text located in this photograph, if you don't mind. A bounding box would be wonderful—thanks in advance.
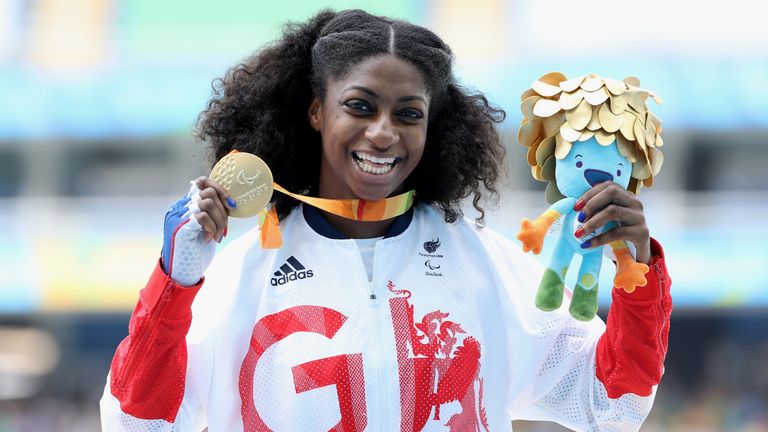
[271,270,314,286]
[270,256,314,286]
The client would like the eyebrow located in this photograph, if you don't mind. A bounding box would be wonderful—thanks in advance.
[618,163,625,166]
[347,85,427,103]
[575,154,583,158]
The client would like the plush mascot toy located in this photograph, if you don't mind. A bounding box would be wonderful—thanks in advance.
[516,72,664,321]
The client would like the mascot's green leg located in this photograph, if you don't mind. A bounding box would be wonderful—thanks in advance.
[569,251,602,321]
[535,267,565,311]
[569,283,599,321]
[537,236,573,312]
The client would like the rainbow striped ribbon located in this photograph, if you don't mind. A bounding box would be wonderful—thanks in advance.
[257,184,415,248]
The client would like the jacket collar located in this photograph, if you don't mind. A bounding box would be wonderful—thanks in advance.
[302,204,413,240]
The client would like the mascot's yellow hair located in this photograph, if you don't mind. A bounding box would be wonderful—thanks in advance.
[517,72,664,203]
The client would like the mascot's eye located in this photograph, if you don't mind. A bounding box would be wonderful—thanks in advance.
[576,161,583,168]
[617,169,622,177]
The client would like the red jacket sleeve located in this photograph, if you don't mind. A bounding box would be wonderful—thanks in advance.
[596,237,673,398]
[109,260,203,422]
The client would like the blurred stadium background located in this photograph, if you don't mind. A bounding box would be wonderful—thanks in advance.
[0,0,766,430]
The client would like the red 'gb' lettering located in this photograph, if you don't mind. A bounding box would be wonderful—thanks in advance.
[239,305,367,431]
[293,353,367,431]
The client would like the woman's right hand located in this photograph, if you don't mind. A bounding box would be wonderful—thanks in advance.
[160,177,236,286]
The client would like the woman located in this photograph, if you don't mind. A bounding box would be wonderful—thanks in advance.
[101,9,671,431]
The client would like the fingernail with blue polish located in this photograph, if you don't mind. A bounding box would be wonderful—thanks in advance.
[578,211,586,223]
[580,241,592,249]
[226,197,237,208]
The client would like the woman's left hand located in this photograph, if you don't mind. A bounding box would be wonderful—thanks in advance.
[574,181,651,264]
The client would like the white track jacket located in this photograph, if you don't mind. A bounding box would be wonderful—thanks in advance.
[101,204,672,431]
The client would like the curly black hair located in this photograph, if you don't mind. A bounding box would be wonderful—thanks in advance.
[195,9,506,223]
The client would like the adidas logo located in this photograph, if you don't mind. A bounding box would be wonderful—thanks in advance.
[270,256,314,286]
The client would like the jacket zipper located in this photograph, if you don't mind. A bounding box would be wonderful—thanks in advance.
[653,262,670,359]
[355,241,390,431]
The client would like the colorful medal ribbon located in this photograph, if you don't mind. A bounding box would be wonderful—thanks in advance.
[258,184,415,249]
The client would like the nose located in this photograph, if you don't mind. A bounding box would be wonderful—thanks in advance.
[584,169,613,186]
[364,115,399,149]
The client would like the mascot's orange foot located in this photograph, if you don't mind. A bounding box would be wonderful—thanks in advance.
[614,262,649,293]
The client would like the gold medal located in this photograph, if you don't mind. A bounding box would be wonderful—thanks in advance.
[209,150,414,248]
[210,151,274,218]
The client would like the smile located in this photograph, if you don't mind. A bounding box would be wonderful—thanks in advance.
[352,151,399,175]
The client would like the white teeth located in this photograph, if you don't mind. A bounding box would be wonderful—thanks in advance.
[354,152,396,165]
[353,152,397,175]
[356,159,394,174]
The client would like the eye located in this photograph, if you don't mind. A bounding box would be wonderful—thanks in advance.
[616,169,622,177]
[397,108,424,123]
[344,99,374,114]
[576,161,583,168]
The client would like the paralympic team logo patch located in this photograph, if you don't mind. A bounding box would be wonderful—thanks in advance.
[420,237,444,277]
[423,237,441,253]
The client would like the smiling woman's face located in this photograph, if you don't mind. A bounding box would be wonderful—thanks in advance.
[308,54,429,201]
